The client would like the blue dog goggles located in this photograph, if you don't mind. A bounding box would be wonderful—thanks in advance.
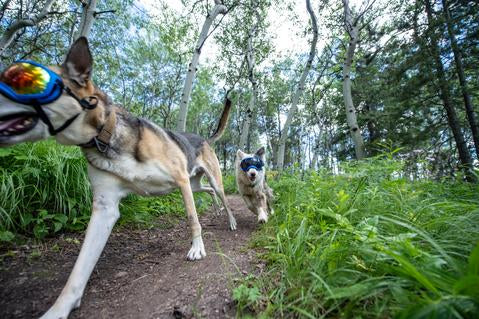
[0,60,98,135]
[240,156,264,172]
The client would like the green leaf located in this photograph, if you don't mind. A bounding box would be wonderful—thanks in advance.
[0,149,12,157]
[33,224,48,239]
[467,242,479,276]
[21,213,34,227]
[0,230,14,242]
[384,249,439,296]
[453,275,479,299]
[54,214,68,225]
[53,222,63,233]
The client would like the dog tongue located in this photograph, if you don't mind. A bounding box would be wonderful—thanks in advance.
[0,117,24,130]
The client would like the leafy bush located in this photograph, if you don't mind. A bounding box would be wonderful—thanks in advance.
[222,172,237,194]
[241,156,479,318]
[0,141,211,241]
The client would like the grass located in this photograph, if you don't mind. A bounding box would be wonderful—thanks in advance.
[0,140,211,241]
[234,155,479,318]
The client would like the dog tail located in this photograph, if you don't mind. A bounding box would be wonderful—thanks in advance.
[208,98,232,144]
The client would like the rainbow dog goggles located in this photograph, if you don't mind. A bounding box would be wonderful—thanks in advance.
[0,60,98,135]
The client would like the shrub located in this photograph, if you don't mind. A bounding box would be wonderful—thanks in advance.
[242,157,479,318]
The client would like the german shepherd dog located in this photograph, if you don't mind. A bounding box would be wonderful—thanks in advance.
[0,37,236,319]
[235,147,274,223]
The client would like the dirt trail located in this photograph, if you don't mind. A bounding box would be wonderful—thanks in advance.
[0,195,261,319]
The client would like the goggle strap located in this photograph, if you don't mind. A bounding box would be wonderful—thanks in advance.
[32,104,57,135]
[32,104,79,136]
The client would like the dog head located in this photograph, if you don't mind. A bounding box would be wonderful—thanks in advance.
[0,37,109,147]
[236,147,266,184]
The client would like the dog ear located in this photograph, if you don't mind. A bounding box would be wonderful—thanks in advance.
[255,147,265,157]
[236,149,246,159]
[62,37,92,87]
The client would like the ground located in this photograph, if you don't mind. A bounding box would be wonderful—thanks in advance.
[0,195,262,319]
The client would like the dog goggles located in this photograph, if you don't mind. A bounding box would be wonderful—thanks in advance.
[240,156,264,172]
[0,61,63,105]
[0,60,98,135]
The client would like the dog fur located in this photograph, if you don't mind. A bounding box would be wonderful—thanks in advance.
[0,37,236,319]
[235,147,274,223]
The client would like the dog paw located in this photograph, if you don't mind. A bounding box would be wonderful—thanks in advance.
[187,236,206,261]
[258,210,268,223]
[229,217,237,231]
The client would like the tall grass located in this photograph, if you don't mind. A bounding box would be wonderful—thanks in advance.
[237,156,479,318]
[0,140,211,240]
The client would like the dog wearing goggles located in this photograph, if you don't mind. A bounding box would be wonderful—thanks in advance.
[235,147,274,223]
[0,37,237,319]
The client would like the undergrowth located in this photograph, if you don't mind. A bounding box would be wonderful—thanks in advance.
[0,140,211,241]
[234,155,479,318]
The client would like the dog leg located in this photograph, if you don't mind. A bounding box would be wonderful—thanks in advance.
[179,179,206,260]
[257,194,269,223]
[40,191,122,319]
[192,184,222,215]
[202,170,236,230]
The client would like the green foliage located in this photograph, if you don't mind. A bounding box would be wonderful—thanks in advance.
[222,173,237,195]
[0,140,212,240]
[239,158,479,318]
[0,140,92,238]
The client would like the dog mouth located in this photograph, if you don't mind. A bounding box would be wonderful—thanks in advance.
[248,175,256,182]
[0,113,38,136]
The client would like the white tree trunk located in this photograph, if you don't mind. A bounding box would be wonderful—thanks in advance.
[176,1,227,132]
[74,0,98,40]
[239,10,260,151]
[276,0,318,171]
[0,0,55,56]
[342,0,366,159]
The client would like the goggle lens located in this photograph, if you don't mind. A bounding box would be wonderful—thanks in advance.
[0,62,50,95]
[241,157,264,171]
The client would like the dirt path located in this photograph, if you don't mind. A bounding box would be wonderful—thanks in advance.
[0,195,261,319]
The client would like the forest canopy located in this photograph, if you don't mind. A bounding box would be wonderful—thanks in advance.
[1,0,477,179]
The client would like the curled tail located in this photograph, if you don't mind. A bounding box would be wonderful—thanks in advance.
[208,98,232,144]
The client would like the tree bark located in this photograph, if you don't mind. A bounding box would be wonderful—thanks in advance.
[424,0,475,181]
[442,0,479,160]
[176,0,227,132]
[0,0,56,56]
[74,0,98,40]
[276,0,318,171]
[239,10,261,151]
[342,0,366,160]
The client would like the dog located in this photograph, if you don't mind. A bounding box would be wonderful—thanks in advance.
[0,37,237,319]
[235,147,274,223]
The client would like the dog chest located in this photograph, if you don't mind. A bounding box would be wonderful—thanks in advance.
[86,152,177,195]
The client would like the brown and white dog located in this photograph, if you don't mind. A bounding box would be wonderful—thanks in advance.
[235,147,274,223]
[0,38,236,319]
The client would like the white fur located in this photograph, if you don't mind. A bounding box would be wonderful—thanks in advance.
[187,236,206,260]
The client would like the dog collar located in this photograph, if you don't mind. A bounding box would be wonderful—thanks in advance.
[79,109,116,153]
